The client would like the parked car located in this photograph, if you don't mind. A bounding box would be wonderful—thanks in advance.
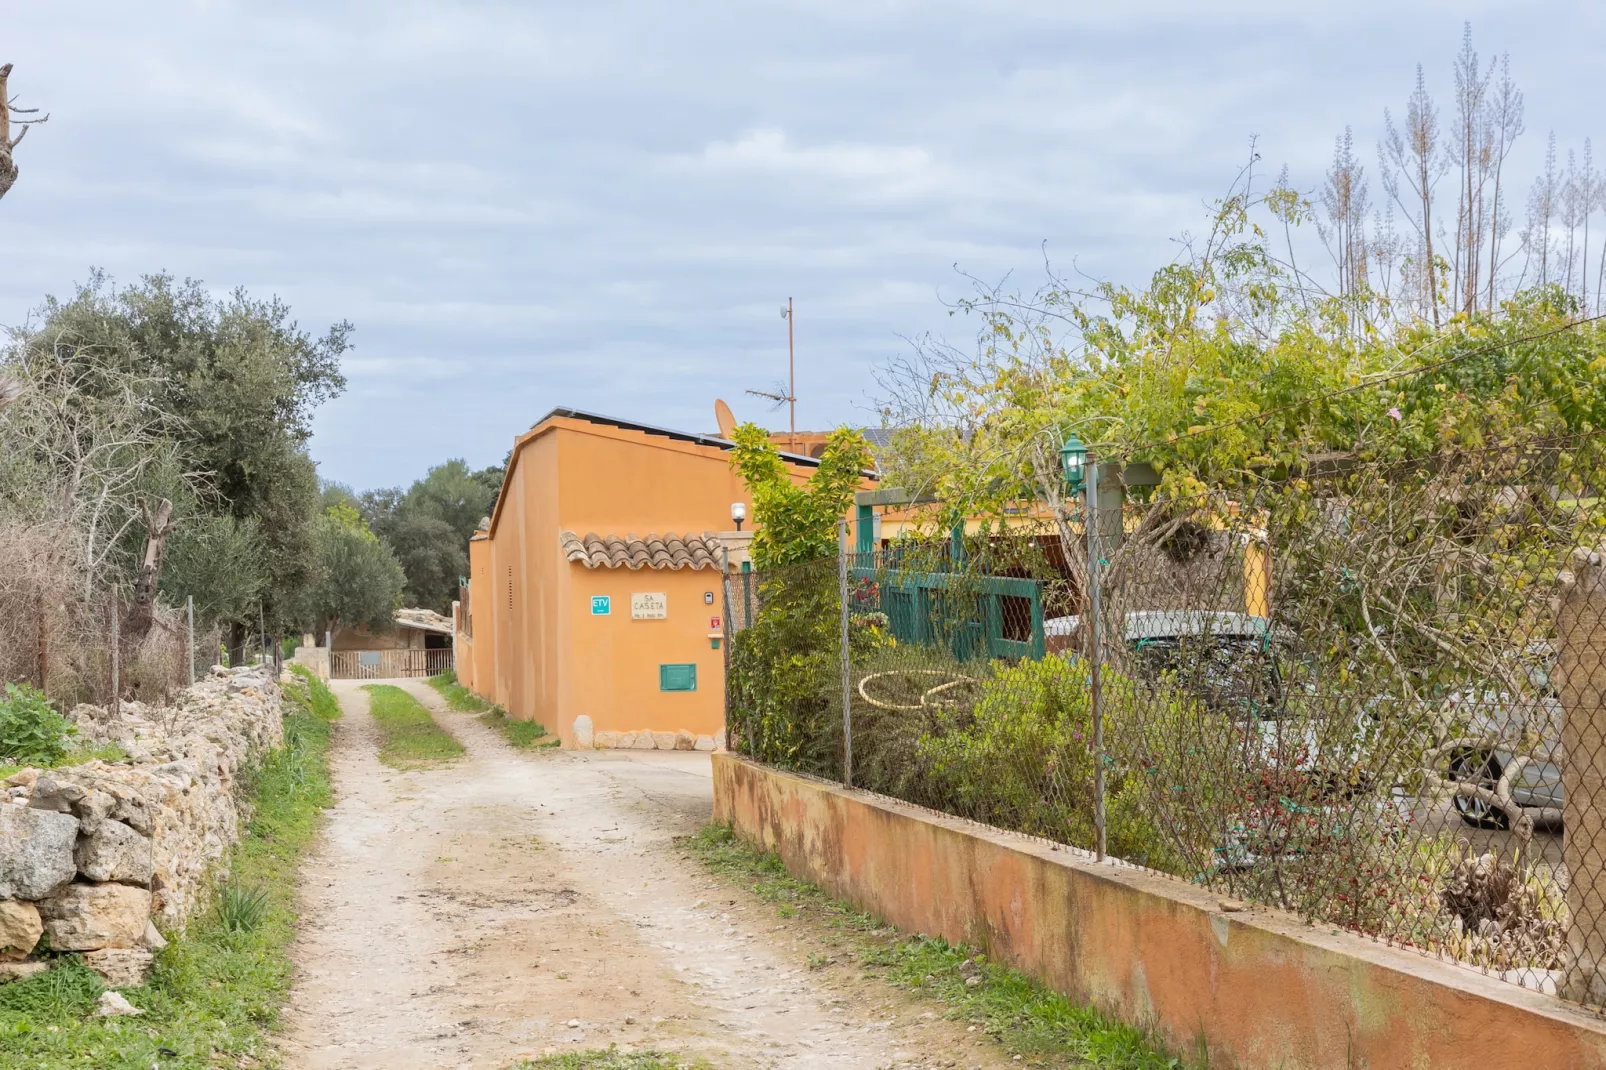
[1441,659,1563,829]
[1044,609,1375,794]
[1045,609,1286,717]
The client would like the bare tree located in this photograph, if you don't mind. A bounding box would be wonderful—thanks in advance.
[0,335,188,597]
[1564,148,1586,302]
[1319,127,1371,310]
[1382,67,1448,325]
[1523,132,1561,289]
[0,64,48,203]
[1484,56,1525,311]
[1449,26,1495,315]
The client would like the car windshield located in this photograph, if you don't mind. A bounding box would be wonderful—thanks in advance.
[1126,634,1284,719]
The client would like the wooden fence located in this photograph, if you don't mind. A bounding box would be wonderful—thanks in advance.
[330,649,454,680]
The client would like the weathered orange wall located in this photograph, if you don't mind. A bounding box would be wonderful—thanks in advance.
[562,567,726,741]
[459,535,493,694]
[714,754,1606,1070]
[484,430,563,734]
[459,414,823,746]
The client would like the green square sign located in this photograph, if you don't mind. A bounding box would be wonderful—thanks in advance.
[591,595,611,615]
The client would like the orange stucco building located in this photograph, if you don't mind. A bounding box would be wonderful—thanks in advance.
[454,408,823,749]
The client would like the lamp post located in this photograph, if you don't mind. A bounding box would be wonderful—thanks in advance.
[1061,431,1105,861]
[1060,434,1088,496]
[731,502,746,532]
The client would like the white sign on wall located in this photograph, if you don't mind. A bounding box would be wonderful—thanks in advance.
[631,592,668,620]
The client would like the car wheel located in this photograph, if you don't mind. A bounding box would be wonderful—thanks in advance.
[1449,750,1511,830]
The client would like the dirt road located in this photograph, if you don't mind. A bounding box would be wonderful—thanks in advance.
[280,680,1006,1069]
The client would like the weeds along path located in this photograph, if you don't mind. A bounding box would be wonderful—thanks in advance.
[281,679,1003,1069]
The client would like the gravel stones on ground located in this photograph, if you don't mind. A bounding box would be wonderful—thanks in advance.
[95,990,143,1016]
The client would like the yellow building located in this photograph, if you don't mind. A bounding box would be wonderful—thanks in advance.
[455,408,823,749]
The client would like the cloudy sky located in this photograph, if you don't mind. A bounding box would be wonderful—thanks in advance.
[5,2,1603,490]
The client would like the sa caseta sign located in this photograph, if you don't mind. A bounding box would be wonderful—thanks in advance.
[631,592,667,619]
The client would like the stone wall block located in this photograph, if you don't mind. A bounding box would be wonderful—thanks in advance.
[82,947,154,987]
[38,883,151,950]
[75,820,153,885]
[0,900,42,960]
[0,807,79,900]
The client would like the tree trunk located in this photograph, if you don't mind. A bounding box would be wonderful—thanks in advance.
[1558,543,1606,1002]
[0,64,16,202]
[127,498,173,640]
[227,622,248,669]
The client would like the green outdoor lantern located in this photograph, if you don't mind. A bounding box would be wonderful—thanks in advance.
[1060,434,1088,495]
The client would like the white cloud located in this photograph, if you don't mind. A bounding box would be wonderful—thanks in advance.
[689,127,949,200]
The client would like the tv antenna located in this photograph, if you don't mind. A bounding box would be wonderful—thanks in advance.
[745,297,797,452]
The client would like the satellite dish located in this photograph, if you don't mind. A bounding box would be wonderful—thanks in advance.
[714,398,737,439]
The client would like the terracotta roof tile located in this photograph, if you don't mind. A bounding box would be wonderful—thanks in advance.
[560,531,724,571]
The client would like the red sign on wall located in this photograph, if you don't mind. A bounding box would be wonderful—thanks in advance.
[709,616,722,630]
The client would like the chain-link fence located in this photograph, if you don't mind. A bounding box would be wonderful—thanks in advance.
[725,432,1606,1009]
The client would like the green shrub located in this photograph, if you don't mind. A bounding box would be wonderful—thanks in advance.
[728,559,895,778]
[215,884,271,934]
[0,682,75,766]
[918,653,1180,869]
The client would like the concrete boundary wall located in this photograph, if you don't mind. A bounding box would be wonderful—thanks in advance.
[713,753,1606,1069]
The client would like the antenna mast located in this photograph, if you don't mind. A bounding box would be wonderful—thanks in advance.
[785,297,795,452]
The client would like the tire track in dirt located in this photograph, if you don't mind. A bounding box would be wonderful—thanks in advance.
[280,679,1011,1069]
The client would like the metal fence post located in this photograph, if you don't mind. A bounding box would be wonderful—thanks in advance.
[721,546,733,752]
[108,593,121,720]
[36,591,48,692]
[186,595,195,686]
[1086,458,1106,862]
[838,518,854,789]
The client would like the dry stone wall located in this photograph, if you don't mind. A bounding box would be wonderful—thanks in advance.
[0,665,283,986]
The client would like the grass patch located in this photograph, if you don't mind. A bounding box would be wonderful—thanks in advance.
[363,683,466,768]
[0,666,339,1068]
[425,669,491,713]
[0,741,129,783]
[509,1047,710,1069]
[426,671,555,750]
[683,825,1184,1069]
[480,707,556,750]
[290,663,341,721]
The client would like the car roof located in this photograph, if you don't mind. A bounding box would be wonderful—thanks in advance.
[1044,610,1275,641]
